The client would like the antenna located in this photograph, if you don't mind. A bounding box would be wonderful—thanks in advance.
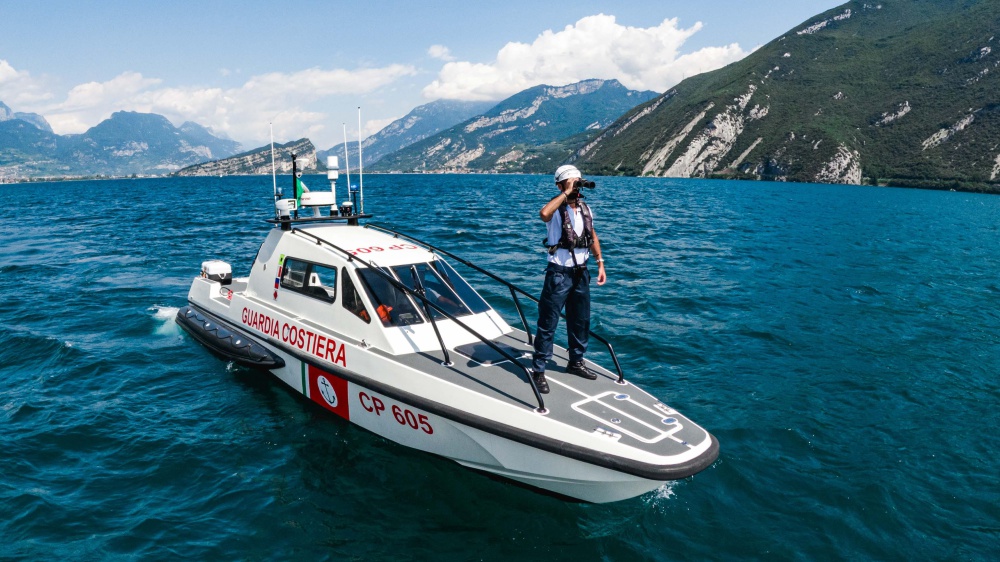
[269,122,277,200]
[342,122,352,201]
[358,107,364,214]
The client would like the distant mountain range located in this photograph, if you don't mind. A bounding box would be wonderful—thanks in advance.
[5,0,999,191]
[318,99,496,168]
[371,79,658,173]
[575,0,1000,190]
[0,106,241,179]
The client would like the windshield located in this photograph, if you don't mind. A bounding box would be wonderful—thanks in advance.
[392,263,472,319]
[431,259,492,314]
[357,269,424,327]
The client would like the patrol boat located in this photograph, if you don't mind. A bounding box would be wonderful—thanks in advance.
[177,154,719,503]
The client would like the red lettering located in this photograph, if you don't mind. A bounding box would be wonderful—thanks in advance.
[372,397,385,416]
[359,392,373,412]
[334,345,346,367]
[324,338,336,361]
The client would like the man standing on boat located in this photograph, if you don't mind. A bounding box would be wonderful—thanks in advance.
[531,165,607,393]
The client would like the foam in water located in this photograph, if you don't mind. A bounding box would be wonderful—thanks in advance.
[642,482,678,509]
[151,306,181,336]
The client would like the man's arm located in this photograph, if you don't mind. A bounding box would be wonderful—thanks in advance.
[540,183,577,221]
[590,229,607,286]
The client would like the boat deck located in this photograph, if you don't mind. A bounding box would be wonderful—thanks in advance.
[385,329,709,459]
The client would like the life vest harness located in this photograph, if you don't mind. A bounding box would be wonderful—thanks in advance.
[544,202,594,254]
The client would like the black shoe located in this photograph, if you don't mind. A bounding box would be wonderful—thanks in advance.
[531,371,550,394]
[566,360,598,380]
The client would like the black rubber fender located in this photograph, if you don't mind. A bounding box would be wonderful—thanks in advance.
[176,305,284,369]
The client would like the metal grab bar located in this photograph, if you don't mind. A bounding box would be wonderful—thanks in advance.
[291,228,549,413]
[409,264,453,367]
[366,223,626,384]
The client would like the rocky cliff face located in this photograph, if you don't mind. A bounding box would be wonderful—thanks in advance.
[174,138,316,176]
[0,101,52,133]
[576,0,1000,190]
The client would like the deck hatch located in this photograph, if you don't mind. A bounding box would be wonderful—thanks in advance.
[572,392,688,445]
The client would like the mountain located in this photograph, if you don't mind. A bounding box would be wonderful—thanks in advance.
[55,111,243,175]
[319,99,496,168]
[0,119,62,179]
[174,138,317,176]
[0,101,52,133]
[0,107,242,179]
[575,0,1000,190]
[371,79,658,173]
[13,113,52,133]
[178,121,241,159]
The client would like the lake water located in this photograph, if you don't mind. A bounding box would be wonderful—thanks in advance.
[1,174,997,559]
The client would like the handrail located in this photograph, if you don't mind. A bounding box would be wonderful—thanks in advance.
[290,228,549,413]
[366,223,626,384]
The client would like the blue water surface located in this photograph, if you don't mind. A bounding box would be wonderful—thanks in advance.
[1,175,997,560]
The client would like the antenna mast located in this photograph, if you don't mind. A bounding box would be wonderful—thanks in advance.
[357,107,364,214]
[269,122,277,199]
[342,122,352,202]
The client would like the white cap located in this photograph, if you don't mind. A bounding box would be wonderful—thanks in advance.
[554,165,582,183]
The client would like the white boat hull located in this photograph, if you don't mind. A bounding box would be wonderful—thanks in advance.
[266,346,672,503]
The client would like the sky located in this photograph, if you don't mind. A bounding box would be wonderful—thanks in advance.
[0,0,845,151]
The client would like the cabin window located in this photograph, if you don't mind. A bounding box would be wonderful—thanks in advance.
[430,260,492,314]
[391,263,471,319]
[342,267,371,323]
[357,268,424,327]
[280,258,337,303]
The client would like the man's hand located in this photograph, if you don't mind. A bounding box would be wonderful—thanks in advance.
[562,180,578,199]
[597,263,607,285]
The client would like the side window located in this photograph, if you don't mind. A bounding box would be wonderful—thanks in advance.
[342,267,371,323]
[280,258,337,303]
[281,258,308,289]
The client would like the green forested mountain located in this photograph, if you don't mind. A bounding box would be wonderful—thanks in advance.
[576,0,1000,190]
[372,79,657,173]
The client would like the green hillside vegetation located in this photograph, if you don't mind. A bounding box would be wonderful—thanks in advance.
[577,0,1000,191]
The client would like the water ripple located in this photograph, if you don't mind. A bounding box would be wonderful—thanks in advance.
[1,176,998,559]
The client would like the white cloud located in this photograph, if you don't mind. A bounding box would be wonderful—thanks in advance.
[33,64,416,148]
[363,116,399,138]
[422,14,749,101]
[0,59,53,107]
[428,45,455,61]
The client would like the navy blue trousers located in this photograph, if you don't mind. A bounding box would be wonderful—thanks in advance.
[532,262,590,373]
